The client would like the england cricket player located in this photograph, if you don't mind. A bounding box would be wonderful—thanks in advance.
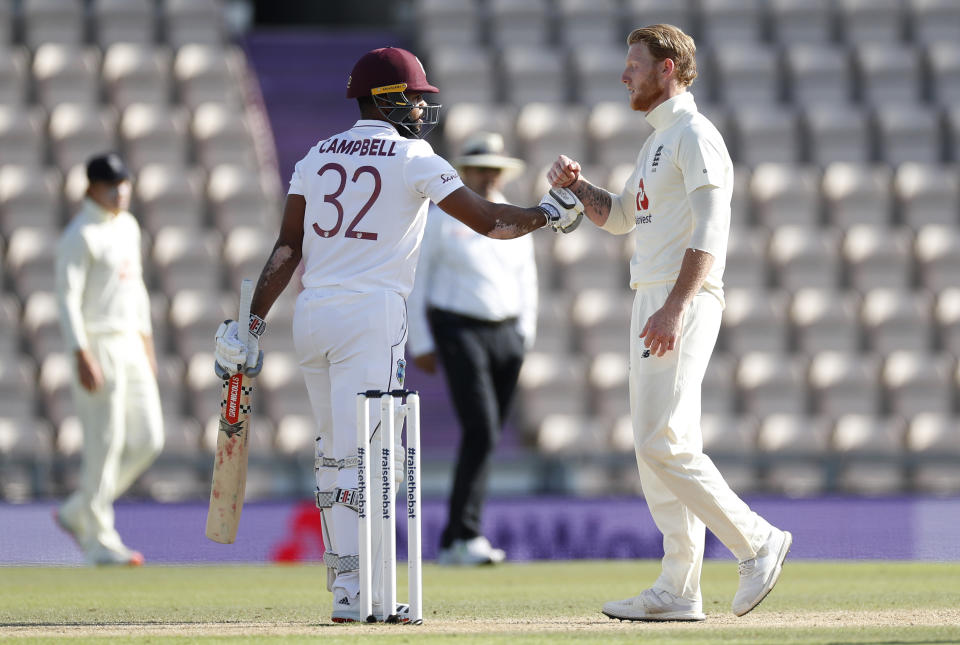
[54,152,164,566]
[213,47,580,622]
[546,25,792,621]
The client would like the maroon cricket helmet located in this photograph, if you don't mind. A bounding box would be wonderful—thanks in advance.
[346,47,439,99]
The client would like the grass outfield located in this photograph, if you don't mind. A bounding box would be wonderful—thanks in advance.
[2,561,960,643]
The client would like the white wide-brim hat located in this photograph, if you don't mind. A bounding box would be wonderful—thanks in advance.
[452,132,526,182]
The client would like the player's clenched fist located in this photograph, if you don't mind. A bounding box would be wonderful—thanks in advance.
[547,155,581,188]
[539,187,584,234]
[214,315,265,375]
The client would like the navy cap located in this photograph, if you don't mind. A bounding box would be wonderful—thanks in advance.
[86,153,130,184]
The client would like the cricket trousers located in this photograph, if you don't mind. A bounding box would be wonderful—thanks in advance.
[427,308,524,549]
[294,288,407,598]
[629,284,772,601]
[62,330,164,555]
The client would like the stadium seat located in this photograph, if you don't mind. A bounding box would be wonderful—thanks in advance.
[163,0,225,48]
[413,0,480,50]
[881,350,955,417]
[894,162,960,230]
[533,293,573,355]
[0,417,54,500]
[185,351,224,423]
[32,44,101,110]
[0,165,64,237]
[5,228,57,301]
[698,0,764,45]
[907,0,960,44]
[168,291,235,362]
[207,164,277,232]
[570,288,632,356]
[860,288,935,353]
[821,163,894,230]
[192,102,259,170]
[946,107,960,163]
[768,225,842,291]
[102,43,173,109]
[720,288,790,354]
[92,0,157,48]
[906,413,960,493]
[729,164,752,230]
[38,353,74,427]
[723,228,770,290]
[133,415,205,502]
[499,47,568,105]
[768,0,834,45]
[701,413,759,493]
[0,46,29,106]
[832,413,906,495]
[750,163,821,229]
[587,101,654,171]
[784,44,854,107]
[151,227,223,297]
[120,103,190,172]
[573,49,634,107]
[62,163,91,216]
[622,0,696,37]
[487,0,551,48]
[555,0,620,49]
[927,42,960,106]
[258,352,314,424]
[21,292,63,363]
[841,225,914,291]
[789,288,863,354]
[535,413,610,460]
[854,43,923,106]
[149,291,171,356]
[48,104,119,175]
[154,355,186,419]
[517,352,590,432]
[0,2,11,45]
[426,46,498,106]
[588,351,629,422]
[873,105,941,166]
[173,44,244,110]
[934,287,960,354]
[21,0,85,49]
[807,350,882,418]
[553,226,625,292]
[703,352,737,415]
[134,164,207,234]
[0,358,38,424]
[713,44,781,106]
[736,352,809,417]
[274,414,315,458]
[730,107,801,166]
[756,413,832,496]
[515,103,588,171]
[836,0,905,44]
[222,226,273,287]
[440,103,519,163]
[802,104,871,165]
[0,294,21,360]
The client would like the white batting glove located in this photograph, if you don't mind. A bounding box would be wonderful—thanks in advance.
[214,315,265,375]
[539,187,584,234]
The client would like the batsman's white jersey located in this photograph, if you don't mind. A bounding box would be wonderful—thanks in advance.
[55,198,164,560]
[601,93,771,602]
[288,119,463,602]
[291,120,464,297]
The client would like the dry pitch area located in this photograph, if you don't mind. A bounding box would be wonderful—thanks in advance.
[3,561,960,643]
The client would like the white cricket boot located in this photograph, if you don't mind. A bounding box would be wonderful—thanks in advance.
[437,536,506,566]
[732,528,793,617]
[330,589,410,624]
[602,588,706,622]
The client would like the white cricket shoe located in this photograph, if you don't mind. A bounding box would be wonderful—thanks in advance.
[330,589,410,624]
[86,543,144,567]
[732,528,792,617]
[603,588,706,622]
[436,536,506,566]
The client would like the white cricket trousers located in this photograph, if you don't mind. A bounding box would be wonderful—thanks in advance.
[629,284,771,601]
[294,289,407,597]
[62,331,164,553]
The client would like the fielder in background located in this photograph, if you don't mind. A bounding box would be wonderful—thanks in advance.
[54,152,164,566]
[546,24,791,621]
[213,47,581,623]
[408,133,537,566]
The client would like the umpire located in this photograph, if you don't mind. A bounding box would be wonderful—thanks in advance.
[408,133,537,565]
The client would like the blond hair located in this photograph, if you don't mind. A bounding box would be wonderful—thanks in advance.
[627,24,697,88]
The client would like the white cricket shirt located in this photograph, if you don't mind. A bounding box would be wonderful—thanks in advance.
[289,120,464,298]
[604,92,732,303]
[56,198,152,351]
[406,197,538,356]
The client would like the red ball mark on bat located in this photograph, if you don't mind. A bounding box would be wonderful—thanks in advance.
[213,489,220,500]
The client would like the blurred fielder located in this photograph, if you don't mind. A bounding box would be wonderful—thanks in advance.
[408,132,537,566]
[213,47,581,622]
[54,152,164,566]
[546,24,792,621]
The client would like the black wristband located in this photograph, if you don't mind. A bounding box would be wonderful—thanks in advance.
[248,313,266,338]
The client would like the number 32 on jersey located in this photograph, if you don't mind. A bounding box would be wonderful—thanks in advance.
[313,162,380,241]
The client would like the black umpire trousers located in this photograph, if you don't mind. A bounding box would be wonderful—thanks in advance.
[427,307,525,549]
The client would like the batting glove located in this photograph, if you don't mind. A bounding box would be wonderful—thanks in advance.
[538,187,584,234]
[214,314,265,376]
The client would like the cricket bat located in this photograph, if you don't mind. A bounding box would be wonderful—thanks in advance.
[205,279,261,544]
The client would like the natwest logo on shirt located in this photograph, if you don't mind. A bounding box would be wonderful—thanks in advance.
[636,177,649,211]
